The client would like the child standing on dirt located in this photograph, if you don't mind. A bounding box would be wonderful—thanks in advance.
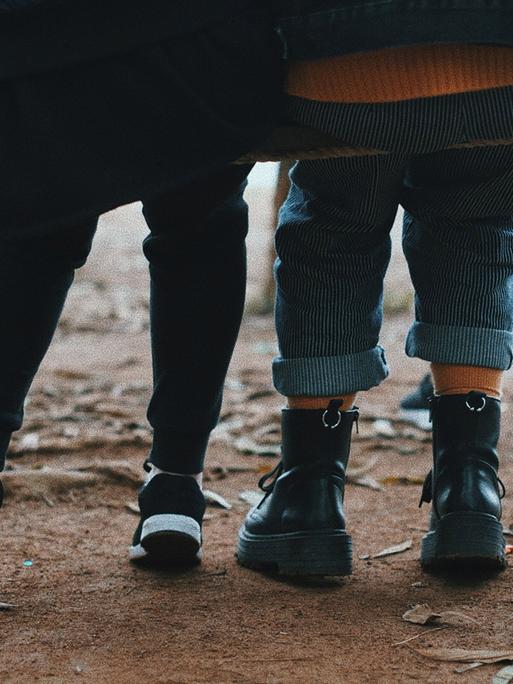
[237,2,513,575]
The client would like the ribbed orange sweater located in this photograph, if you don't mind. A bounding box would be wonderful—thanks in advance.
[287,44,513,103]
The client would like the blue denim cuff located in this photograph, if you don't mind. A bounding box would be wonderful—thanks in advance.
[405,322,513,370]
[272,346,389,396]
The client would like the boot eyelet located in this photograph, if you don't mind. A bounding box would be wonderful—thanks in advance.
[465,396,486,412]
[322,409,342,429]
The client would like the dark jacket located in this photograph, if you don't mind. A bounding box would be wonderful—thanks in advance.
[0,0,252,79]
[274,0,513,60]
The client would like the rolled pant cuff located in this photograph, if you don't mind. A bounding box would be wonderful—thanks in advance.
[272,346,389,396]
[149,430,211,474]
[405,322,513,370]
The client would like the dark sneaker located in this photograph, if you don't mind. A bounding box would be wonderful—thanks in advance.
[419,392,506,571]
[237,401,358,576]
[399,373,434,431]
[129,472,205,566]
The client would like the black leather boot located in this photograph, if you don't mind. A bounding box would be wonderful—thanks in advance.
[419,391,506,570]
[237,400,359,576]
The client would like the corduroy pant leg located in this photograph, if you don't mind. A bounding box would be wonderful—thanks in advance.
[402,144,513,370]
[273,154,407,398]
[0,218,98,470]
[141,165,251,474]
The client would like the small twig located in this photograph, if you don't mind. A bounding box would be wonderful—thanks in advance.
[392,625,447,647]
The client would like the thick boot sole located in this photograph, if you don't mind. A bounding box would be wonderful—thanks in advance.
[421,511,506,571]
[237,527,352,576]
[130,514,202,567]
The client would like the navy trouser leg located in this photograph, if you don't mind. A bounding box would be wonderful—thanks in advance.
[0,219,98,469]
[403,144,513,369]
[273,155,405,396]
[142,165,251,473]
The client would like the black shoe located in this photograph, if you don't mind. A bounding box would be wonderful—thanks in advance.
[129,470,205,567]
[419,391,506,570]
[399,374,434,431]
[237,400,359,576]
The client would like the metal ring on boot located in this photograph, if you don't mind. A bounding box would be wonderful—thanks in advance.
[466,396,486,412]
[322,408,342,429]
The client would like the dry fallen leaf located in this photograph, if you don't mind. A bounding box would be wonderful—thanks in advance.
[381,476,425,486]
[0,602,16,611]
[17,433,39,452]
[372,419,396,438]
[403,604,479,627]
[234,437,281,457]
[417,648,513,664]
[454,663,483,674]
[239,491,262,507]
[493,665,513,683]
[360,539,413,560]
[203,490,232,510]
[346,456,379,477]
[403,605,441,625]
[53,369,92,380]
[373,539,412,558]
[347,475,383,491]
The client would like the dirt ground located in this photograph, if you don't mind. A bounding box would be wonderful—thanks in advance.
[1,170,513,683]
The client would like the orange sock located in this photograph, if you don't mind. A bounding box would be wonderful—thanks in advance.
[287,394,357,411]
[431,363,503,399]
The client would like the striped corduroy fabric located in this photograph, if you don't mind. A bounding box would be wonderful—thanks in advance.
[273,87,513,397]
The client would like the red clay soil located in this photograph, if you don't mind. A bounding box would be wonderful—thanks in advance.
[1,190,512,683]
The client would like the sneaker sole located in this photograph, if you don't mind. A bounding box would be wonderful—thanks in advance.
[129,514,202,566]
[421,511,506,571]
[237,527,352,576]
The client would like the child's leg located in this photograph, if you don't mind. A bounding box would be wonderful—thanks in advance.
[142,164,251,476]
[402,144,513,569]
[129,165,251,565]
[0,218,98,471]
[273,155,406,400]
[237,155,406,575]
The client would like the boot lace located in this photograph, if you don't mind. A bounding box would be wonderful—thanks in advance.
[258,461,283,493]
[419,468,506,507]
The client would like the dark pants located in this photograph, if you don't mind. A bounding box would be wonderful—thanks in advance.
[0,164,251,473]
[0,9,282,235]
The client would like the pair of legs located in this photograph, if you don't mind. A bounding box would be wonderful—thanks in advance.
[0,165,251,528]
[273,145,513,399]
[237,89,513,575]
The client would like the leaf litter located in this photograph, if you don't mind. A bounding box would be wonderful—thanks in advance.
[416,648,513,664]
[403,604,480,627]
[493,665,513,683]
[0,602,16,611]
[360,539,412,560]
[203,490,232,510]
[239,491,262,507]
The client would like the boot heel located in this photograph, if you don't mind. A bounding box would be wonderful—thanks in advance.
[237,528,352,576]
[421,511,506,570]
